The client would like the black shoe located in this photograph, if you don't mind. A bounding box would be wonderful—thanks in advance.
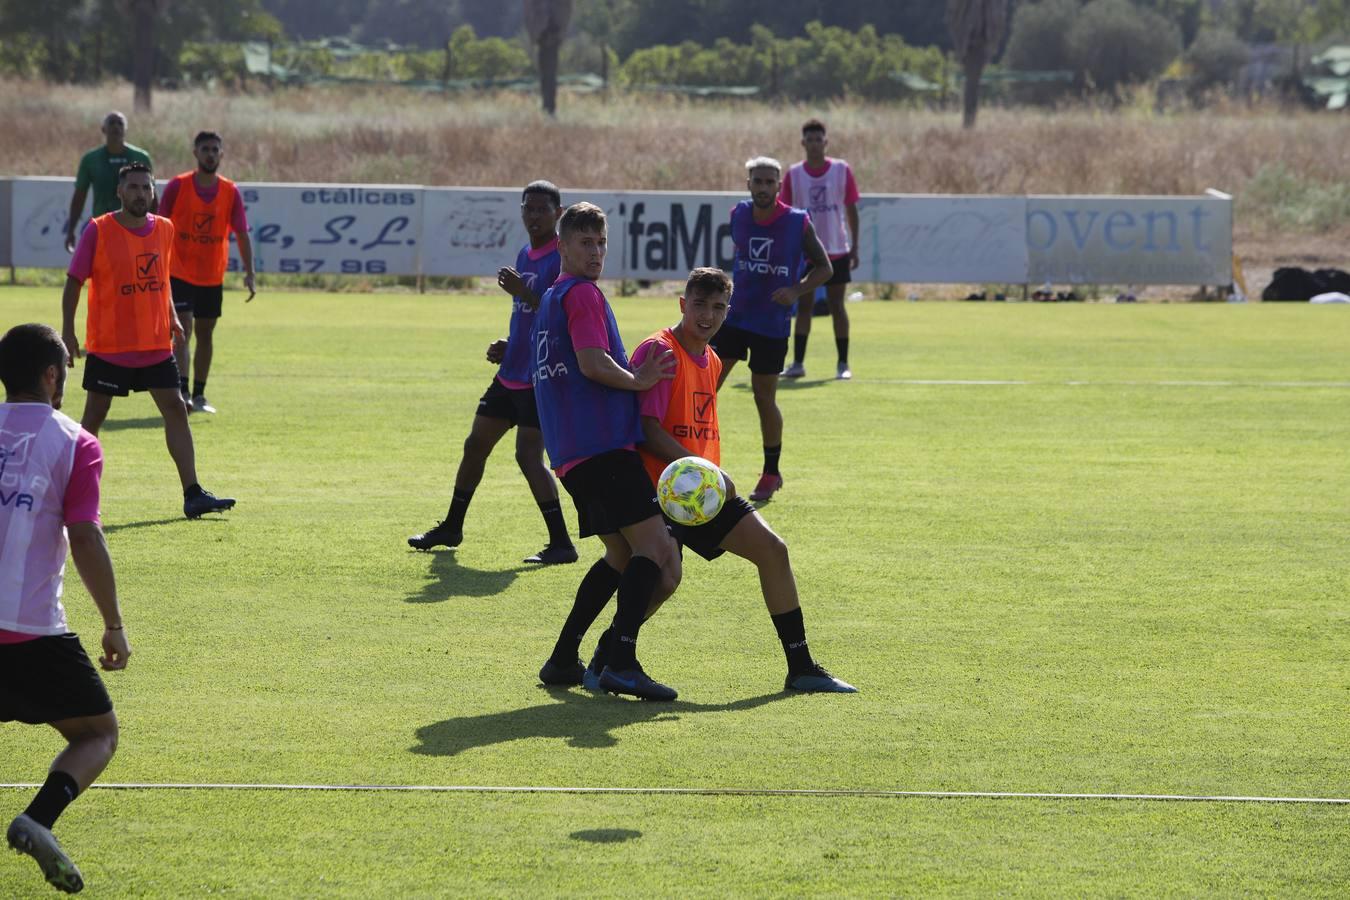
[598,664,678,701]
[408,520,461,551]
[184,488,235,519]
[524,544,579,565]
[785,663,857,693]
[538,657,585,686]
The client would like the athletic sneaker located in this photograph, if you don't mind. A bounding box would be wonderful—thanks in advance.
[7,813,84,894]
[581,664,604,693]
[407,521,462,551]
[781,362,806,379]
[183,488,236,519]
[538,657,585,686]
[835,363,852,381]
[523,544,580,565]
[748,473,784,502]
[598,664,678,701]
[181,391,193,414]
[191,395,217,414]
[785,664,858,693]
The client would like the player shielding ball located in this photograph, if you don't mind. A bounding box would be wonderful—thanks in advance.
[1,324,131,894]
[532,202,682,701]
[602,268,855,693]
[408,181,578,565]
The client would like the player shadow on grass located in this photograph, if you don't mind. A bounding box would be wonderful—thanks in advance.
[97,416,172,431]
[724,379,829,393]
[104,516,225,533]
[411,687,790,757]
[405,551,536,603]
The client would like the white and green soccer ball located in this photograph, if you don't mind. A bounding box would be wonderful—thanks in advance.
[658,455,727,526]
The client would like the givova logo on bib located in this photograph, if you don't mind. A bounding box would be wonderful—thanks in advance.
[534,329,568,380]
[0,430,38,511]
[741,236,789,277]
[121,253,165,296]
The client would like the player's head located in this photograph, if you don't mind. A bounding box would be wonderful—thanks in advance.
[117,161,155,217]
[0,323,68,408]
[558,202,607,280]
[801,118,828,159]
[678,267,732,345]
[521,180,562,241]
[193,130,224,174]
[102,111,127,145]
[744,156,782,209]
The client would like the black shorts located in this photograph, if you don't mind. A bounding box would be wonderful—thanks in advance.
[0,634,113,724]
[668,495,756,561]
[560,448,661,539]
[477,378,540,429]
[171,278,224,318]
[708,324,788,375]
[806,255,852,287]
[83,354,180,396]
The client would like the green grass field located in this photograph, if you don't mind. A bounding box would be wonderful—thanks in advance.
[1,287,1347,896]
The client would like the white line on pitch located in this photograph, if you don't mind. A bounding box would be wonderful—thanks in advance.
[1,783,1346,805]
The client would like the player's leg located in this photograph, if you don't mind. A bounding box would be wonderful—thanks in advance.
[598,513,682,699]
[748,367,785,501]
[190,315,218,412]
[785,297,813,378]
[516,424,578,564]
[719,510,857,693]
[540,531,628,686]
[173,307,194,405]
[149,383,235,518]
[408,410,510,550]
[78,390,113,437]
[826,277,851,380]
[717,358,736,390]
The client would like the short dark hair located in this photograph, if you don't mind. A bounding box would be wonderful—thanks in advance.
[559,202,606,239]
[194,130,223,147]
[684,267,732,300]
[522,180,561,208]
[118,161,153,183]
[802,118,827,136]
[0,324,66,397]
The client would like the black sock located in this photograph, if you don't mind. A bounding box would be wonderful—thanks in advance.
[608,556,661,670]
[763,445,782,477]
[793,333,808,366]
[178,376,189,394]
[539,499,571,547]
[192,380,207,397]
[550,559,621,666]
[24,771,79,830]
[836,337,849,366]
[771,607,815,674]
[589,626,614,671]
[184,483,203,499]
[444,488,473,533]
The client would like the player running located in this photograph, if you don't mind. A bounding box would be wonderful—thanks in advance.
[780,118,861,381]
[408,181,579,565]
[1,323,131,894]
[532,202,681,701]
[61,162,236,520]
[159,130,257,414]
[582,268,855,694]
[710,156,832,503]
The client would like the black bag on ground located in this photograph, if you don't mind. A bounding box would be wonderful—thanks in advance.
[1262,267,1325,301]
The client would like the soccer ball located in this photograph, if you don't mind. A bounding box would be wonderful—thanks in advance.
[658,456,726,526]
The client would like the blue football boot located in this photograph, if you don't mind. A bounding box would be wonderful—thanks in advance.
[785,664,858,693]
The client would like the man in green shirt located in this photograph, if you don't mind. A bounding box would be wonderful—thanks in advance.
[63,111,154,253]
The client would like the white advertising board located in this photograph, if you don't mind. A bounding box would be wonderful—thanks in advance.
[858,194,1028,283]
[3,178,1232,286]
[1027,194,1232,285]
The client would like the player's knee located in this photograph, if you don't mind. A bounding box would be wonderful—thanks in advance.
[462,431,493,460]
[766,534,791,570]
[513,445,541,473]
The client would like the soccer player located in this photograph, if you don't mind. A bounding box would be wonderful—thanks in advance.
[532,201,682,701]
[408,181,579,565]
[61,162,236,520]
[63,111,154,254]
[612,267,854,693]
[710,157,831,503]
[159,130,257,414]
[780,118,862,381]
[0,323,131,895]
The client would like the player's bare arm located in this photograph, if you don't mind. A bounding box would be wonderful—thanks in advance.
[237,229,257,301]
[847,203,860,270]
[771,222,832,306]
[60,275,84,364]
[576,345,675,391]
[67,521,130,671]
[485,338,508,364]
[497,266,541,308]
[64,188,88,254]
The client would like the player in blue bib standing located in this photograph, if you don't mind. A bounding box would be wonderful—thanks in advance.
[710,156,832,503]
[408,181,579,565]
[531,202,683,701]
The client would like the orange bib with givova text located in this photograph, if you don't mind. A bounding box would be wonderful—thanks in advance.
[638,328,724,487]
[167,172,234,286]
[86,213,176,354]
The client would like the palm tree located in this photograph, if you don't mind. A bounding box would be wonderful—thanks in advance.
[946,0,1008,129]
[523,0,574,116]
